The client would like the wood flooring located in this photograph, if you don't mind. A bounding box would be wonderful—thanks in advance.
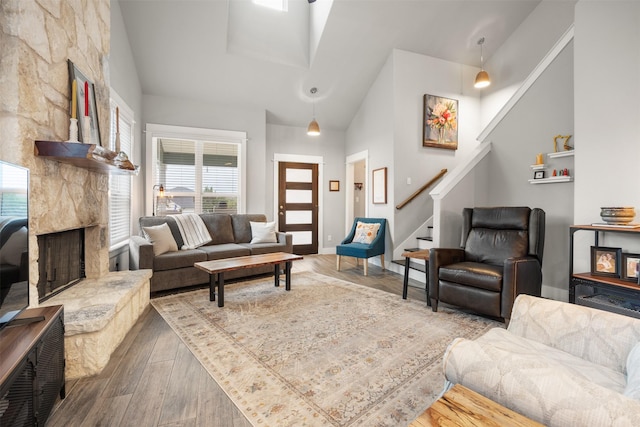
[46,254,428,427]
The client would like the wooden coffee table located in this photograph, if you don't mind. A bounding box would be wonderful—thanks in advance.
[194,252,303,307]
[409,384,543,426]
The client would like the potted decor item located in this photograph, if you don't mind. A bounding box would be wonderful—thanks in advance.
[600,207,636,225]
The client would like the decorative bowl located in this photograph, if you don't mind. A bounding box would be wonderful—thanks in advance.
[600,207,636,224]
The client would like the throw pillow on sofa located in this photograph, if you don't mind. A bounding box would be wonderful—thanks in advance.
[250,221,277,244]
[143,223,179,255]
[353,222,380,244]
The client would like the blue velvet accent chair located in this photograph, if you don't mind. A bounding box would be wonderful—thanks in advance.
[336,218,386,276]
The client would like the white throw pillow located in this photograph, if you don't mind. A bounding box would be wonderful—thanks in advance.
[352,222,381,244]
[624,342,640,399]
[250,221,277,244]
[0,226,28,266]
[143,223,179,256]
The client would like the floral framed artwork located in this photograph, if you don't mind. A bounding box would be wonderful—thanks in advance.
[590,246,621,278]
[423,94,458,150]
[372,167,387,204]
[68,59,101,146]
[621,253,640,282]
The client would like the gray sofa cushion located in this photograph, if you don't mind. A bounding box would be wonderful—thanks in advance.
[198,243,251,260]
[200,214,235,245]
[231,214,267,243]
[153,249,207,271]
[239,241,288,255]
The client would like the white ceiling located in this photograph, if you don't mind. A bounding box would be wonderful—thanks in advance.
[118,0,541,131]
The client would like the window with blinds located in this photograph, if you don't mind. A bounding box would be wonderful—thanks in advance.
[108,99,133,249]
[155,138,239,215]
[0,164,28,216]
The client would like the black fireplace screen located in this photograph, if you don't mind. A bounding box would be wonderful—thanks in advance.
[37,228,85,302]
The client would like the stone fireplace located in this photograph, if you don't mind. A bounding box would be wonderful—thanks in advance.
[0,0,151,380]
[0,0,112,305]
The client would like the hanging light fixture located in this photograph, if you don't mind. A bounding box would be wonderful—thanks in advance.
[307,87,320,136]
[474,37,491,89]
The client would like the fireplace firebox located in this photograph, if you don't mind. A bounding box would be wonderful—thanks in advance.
[37,228,86,302]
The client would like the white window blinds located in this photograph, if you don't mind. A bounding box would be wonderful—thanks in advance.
[155,138,239,215]
[108,98,133,248]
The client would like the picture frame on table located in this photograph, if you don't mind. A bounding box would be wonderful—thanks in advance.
[621,253,640,282]
[68,59,101,146]
[590,246,621,277]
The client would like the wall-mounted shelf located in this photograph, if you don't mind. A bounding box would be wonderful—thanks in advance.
[528,149,574,184]
[529,176,573,184]
[34,141,139,175]
[548,150,574,159]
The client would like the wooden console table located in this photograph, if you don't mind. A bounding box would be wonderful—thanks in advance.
[410,384,543,426]
[0,305,65,427]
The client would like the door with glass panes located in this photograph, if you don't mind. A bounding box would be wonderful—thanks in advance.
[278,162,318,254]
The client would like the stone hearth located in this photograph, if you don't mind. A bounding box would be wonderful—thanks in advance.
[41,270,151,379]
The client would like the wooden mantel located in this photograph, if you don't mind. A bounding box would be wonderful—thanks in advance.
[34,140,139,175]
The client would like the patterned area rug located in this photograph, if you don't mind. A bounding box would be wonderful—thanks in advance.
[151,272,501,426]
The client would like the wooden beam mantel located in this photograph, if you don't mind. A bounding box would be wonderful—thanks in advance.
[34,140,139,175]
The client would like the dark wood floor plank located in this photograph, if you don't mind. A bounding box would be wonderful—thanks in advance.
[120,359,174,427]
[101,308,167,398]
[149,321,181,364]
[80,394,132,427]
[45,378,109,427]
[158,344,203,425]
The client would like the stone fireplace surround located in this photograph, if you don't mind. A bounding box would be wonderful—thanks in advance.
[1,0,151,379]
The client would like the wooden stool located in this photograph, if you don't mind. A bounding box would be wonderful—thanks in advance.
[402,249,430,306]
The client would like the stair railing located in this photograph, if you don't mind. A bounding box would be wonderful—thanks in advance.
[395,168,447,210]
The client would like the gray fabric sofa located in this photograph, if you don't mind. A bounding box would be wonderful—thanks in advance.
[129,214,293,293]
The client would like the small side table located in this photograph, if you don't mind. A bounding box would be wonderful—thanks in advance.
[402,249,430,306]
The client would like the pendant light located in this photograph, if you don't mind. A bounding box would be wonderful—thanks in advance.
[307,87,320,136]
[474,37,491,89]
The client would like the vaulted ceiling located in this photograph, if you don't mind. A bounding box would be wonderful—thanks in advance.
[118,0,541,131]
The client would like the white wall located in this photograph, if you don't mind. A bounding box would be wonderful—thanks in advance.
[392,49,481,243]
[345,54,395,262]
[573,1,640,272]
[142,95,268,215]
[483,43,574,300]
[266,124,346,252]
[480,0,576,128]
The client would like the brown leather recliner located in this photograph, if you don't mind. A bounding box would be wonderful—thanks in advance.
[429,207,545,323]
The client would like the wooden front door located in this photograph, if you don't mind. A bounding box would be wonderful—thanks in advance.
[278,162,318,254]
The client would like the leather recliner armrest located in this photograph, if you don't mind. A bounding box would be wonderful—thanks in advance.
[429,248,466,300]
[501,256,542,319]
